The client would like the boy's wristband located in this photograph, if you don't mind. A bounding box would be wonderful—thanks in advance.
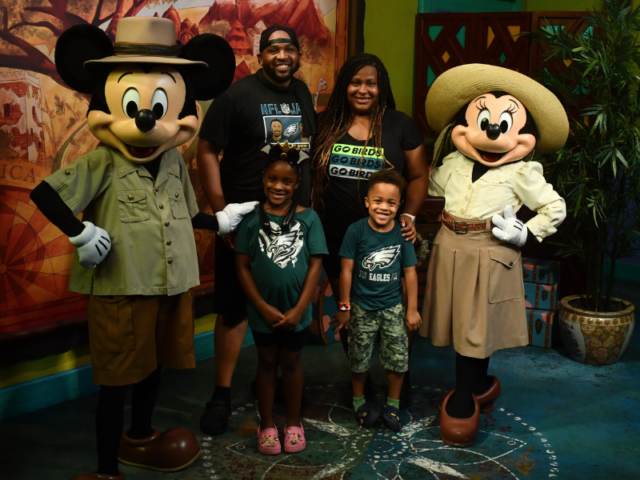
[338,302,350,312]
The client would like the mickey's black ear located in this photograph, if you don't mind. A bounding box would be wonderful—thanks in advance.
[55,25,113,94]
[181,34,235,100]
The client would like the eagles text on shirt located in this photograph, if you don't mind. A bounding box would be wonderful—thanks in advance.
[357,245,400,282]
[329,144,385,180]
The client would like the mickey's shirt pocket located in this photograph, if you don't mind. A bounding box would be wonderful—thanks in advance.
[117,189,150,223]
[168,177,189,219]
[488,248,524,303]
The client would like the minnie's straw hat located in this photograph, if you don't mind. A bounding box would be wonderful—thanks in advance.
[426,64,568,154]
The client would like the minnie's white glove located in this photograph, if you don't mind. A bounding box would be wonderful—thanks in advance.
[492,205,528,247]
[69,221,112,268]
[216,201,259,235]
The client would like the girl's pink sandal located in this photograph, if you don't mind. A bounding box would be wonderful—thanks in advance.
[257,425,281,455]
[283,424,306,453]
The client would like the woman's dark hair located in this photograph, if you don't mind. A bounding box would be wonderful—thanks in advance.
[311,53,395,213]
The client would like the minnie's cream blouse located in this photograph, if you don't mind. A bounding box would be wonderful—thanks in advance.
[429,151,566,242]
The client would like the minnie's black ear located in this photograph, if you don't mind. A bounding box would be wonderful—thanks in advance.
[181,34,235,100]
[55,25,113,94]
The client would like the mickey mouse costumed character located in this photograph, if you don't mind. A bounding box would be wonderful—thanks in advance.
[29,17,255,480]
[419,64,568,447]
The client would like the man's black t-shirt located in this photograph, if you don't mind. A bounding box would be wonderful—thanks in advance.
[199,73,313,205]
[322,109,424,238]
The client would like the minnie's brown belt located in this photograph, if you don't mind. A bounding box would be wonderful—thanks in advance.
[438,211,494,234]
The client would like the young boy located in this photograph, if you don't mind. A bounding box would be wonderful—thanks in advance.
[332,170,422,432]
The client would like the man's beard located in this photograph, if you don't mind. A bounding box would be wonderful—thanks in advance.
[263,60,300,84]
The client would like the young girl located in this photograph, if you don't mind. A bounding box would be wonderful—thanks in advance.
[235,142,328,455]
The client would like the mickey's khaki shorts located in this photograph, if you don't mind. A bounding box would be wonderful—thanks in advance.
[88,289,195,386]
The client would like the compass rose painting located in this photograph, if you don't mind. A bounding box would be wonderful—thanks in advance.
[189,383,561,480]
[0,0,348,336]
[0,186,85,334]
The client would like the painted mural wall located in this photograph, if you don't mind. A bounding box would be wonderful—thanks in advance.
[0,0,343,335]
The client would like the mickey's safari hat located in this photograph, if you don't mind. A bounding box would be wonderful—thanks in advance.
[426,64,569,155]
[84,17,206,67]
[55,17,235,98]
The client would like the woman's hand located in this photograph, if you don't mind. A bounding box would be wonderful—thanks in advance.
[331,311,350,334]
[405,309,422,331]
[400,215,417,243]
[273,307,303,331]
[261,304,285,326]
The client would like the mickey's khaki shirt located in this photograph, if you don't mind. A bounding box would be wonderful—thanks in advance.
[429,151,566,242]
[45,146,200,295]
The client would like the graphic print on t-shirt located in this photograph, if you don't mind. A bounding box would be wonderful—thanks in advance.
[329,143,385,180]
[261,103,310,146]
[361,245,401,272]
[258,221,304,269]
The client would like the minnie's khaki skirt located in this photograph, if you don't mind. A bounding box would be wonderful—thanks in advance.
[419,215,528,358]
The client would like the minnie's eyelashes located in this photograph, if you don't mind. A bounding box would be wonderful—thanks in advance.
[476,100,488,111]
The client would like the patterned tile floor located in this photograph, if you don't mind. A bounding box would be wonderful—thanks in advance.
[1,280,639,479]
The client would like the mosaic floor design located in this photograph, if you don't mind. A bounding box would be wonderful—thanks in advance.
[191,383,560,480]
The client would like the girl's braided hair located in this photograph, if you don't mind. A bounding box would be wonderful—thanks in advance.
[311,53,395,215]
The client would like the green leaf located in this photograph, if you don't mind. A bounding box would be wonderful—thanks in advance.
[614,149,629,168]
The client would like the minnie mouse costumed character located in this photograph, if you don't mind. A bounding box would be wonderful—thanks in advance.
[29,17,255,480]
[420,64,569,447]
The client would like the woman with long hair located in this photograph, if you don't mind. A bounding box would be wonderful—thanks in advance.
[311,53,429,409]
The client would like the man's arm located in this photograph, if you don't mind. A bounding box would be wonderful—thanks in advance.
[197,138,241,247]
[196,138,226,214]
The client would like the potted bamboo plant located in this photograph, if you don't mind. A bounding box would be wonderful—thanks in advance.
[534,0,639,365]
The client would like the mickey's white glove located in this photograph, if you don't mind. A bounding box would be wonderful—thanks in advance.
[215,201,259,235]
[492,205,528,247]
[69,221,112,269]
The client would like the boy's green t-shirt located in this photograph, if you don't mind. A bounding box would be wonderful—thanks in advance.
[339,217,418,311]
[235,207,328,333]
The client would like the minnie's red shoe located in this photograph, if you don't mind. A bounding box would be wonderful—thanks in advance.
[438,376,501,414]
[475,376,501,413]
[439,390,480,447]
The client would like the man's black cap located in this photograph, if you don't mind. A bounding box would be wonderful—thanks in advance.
[259,25,300,53]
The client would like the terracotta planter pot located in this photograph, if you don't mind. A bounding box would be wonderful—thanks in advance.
[558,295,635,365]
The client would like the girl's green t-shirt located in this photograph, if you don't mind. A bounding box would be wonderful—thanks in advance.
[235,207,328,333]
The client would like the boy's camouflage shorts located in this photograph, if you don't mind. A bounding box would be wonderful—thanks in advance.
[348,302,408,373]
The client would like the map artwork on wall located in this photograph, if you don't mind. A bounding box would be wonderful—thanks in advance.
[0,0,344,335]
